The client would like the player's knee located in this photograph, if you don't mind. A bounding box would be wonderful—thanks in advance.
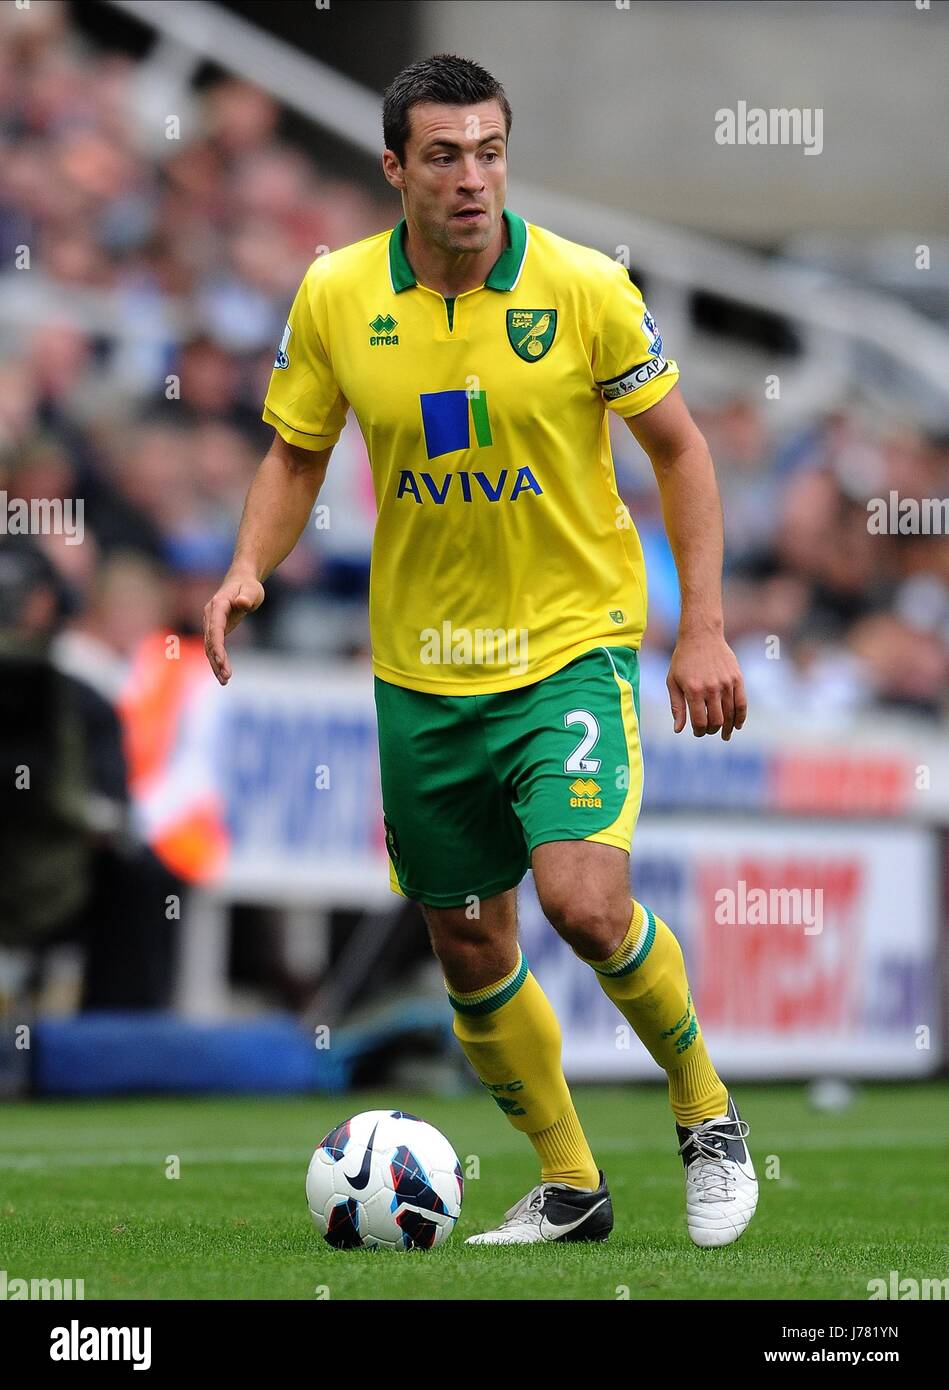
[541,891,628,960]
[421,903,514,979]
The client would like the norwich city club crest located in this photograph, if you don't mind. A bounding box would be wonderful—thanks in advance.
[506,309,557,362]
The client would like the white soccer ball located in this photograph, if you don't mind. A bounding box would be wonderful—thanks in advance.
[306,1109,463,1250]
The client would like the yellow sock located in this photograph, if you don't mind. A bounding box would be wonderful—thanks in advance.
[446,947,600,1189]
[577,901,728,1127]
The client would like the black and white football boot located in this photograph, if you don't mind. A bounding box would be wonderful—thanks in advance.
[676,1096,758,1248]
[465,1170,613,1245]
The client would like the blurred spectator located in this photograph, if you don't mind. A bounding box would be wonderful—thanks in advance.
[0,537,179,1008]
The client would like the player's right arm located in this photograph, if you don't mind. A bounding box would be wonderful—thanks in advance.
[204,432,333,685]
[205,258,348,685]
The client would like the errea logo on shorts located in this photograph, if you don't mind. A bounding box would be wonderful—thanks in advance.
[569,777,602,808]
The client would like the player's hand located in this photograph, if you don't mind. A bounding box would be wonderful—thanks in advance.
[667,630,747,740]
[203,573,265,686]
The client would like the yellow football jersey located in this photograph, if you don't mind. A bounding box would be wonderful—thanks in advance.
[262,209,679,694]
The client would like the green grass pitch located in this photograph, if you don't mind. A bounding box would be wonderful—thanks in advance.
[1,1083,945,1300]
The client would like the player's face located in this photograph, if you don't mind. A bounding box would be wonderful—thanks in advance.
[388,100,508,255]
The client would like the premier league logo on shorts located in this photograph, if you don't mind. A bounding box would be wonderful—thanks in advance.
[506,309,557,362]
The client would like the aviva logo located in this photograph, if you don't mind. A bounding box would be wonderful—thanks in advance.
[397,467,542,504]
[420,389,493,459]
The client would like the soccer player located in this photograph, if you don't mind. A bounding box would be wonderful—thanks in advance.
[204,55,757,1248]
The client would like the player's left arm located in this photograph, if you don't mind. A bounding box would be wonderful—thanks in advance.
[624,385,747,741]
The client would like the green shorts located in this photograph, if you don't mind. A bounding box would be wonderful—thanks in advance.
[373,645,643,907]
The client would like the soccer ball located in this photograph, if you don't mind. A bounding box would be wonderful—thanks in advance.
[306,1109,463,1250]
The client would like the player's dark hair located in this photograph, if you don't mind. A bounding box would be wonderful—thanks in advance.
[383,54,512,164]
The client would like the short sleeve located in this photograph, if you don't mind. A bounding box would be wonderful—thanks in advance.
[262,265,349,450]
[591,266,679,418]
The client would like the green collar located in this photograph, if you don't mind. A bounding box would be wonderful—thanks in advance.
[388,209,528,294]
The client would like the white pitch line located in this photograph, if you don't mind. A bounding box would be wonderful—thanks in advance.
[0,1146,309,1170]
[0,1130,943,1170]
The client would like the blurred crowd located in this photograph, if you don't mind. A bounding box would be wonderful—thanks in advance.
[0,1,390,990]
[616,401,949,719]
[0,0,947,733]
[0,0,390,684]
